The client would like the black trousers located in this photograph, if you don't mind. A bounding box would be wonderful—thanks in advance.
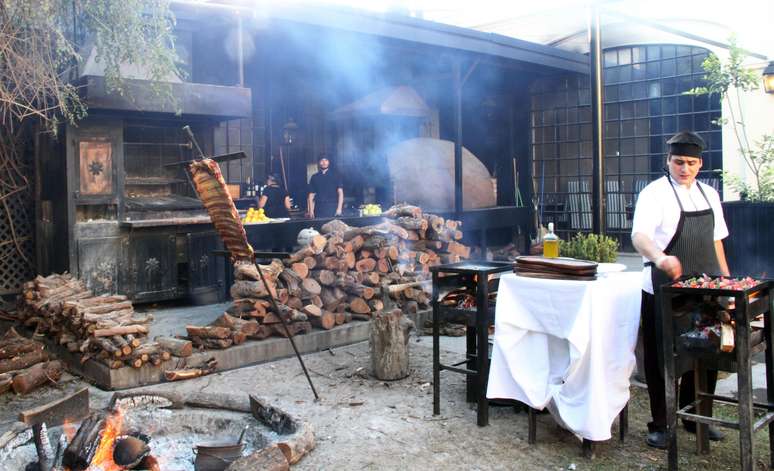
[315,200,337,218]
[641,291,718,432]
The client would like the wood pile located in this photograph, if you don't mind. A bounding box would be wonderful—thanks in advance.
[210,204,470,346]
[14,273,177,370]
[0,327,62,395]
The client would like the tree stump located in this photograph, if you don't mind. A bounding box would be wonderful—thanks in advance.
[369,309,414,380]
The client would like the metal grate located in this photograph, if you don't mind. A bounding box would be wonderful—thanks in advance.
[0,188,34,295]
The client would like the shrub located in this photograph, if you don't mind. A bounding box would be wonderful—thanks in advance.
[559,233,619,263]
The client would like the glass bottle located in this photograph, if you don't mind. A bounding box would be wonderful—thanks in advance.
[543,222,559,258]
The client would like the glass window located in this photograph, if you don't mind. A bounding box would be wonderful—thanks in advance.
[662,96,677,115]
[662,45,676,58]
[618,48,631,65]
[633,82,648,99]
[620,102,634,119]
[621,120,635,137]
[635,100,649,118]
[676,56,692,75]
[604,50,618,67]
[647,46,661,60]
[648,81,661,98]
[635,119,649,136]
[605,103,620,120]
[632,63,646,80]
[678,95,693,113]
[632,46,646,63]
[605,85,619,101]
[662,59,676,77]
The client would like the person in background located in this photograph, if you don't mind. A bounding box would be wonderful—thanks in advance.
[258,173,290,218]
[307,154,343,218]
[631,130,730,449]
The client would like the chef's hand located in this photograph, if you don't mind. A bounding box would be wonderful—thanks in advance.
[656,255,682,280]
[306,211,314,219]
[334,210,342,217]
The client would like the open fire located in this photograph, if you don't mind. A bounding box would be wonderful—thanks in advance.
[2,392,314,471]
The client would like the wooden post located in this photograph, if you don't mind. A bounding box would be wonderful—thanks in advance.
[369,308,414,380]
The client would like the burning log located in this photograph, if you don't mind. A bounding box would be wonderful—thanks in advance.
[62,413,106,470]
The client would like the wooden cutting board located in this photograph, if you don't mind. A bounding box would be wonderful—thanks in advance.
[515,269,597,281]
[514,263,597,276]
[515,256,598,272]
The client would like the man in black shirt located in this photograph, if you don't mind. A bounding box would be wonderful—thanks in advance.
[258,173,290,218]
[307,155,343,218]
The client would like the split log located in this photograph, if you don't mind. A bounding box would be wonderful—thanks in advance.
[155,337,193,358]
[93,325,148,337]
[290,262,309,279]
[343,252,356,270]
[0,339,44,360]
[112,336,133,356]
[186,325,232,339]
[279,268,302,296]
[350,235,365,252]
[285,296,304,311]
[125,334,142,348]
[63,414,105,470]
[12,361,64,395]
[335,281,375,300]
[288,246,317,264]
[193,337,234,349]
[302,256,317,270]
[0,373,13,394]
[394,216,428,231]
[231,280,277,300]
[348,297,371,315]
[368,299,384,312]
[308,235,327,254]
[355,258,377,273]
[79,300,133,316]
[0,348,48,374]
[226,443,289,471]
[369,309,415,380]
[384,204,422,219]
[301,278,322,297]
[311,269,336,286]
[212,313,259,336]
[320,219,351,234]
[377,258,390,273]
[320,289,343,311]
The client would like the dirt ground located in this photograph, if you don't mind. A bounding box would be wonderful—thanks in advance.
[1,333,770,470]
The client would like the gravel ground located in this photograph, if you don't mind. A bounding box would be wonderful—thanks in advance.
[1,333,770,470]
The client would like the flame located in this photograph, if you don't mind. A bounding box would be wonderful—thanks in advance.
[62,418,77,442]
[87,409,124,471]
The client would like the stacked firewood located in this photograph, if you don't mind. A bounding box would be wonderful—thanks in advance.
[0,327,62,395]
[206,204,470,347]
[15,274,174,370]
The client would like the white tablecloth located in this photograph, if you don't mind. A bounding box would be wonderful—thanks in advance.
[486,271,642,440]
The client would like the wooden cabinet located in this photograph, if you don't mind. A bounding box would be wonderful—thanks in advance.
[122,231,178,303]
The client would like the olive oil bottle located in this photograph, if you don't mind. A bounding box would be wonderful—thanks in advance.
[543,222,559,258]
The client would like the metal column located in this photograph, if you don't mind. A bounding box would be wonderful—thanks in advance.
[589,5,606,235]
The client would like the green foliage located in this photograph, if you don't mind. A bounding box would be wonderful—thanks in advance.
[685,35,773,202]
[559,232,619,263]
[0,0,180,131]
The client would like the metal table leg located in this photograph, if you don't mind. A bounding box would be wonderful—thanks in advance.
[766,291,774,469]
[432,272,441,416]
[476,272,490,426]
[661,292,679,471]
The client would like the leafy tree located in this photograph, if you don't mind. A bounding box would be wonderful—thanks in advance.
[0,0,179,281]
[0,0,180,131]
[687,36,774,201]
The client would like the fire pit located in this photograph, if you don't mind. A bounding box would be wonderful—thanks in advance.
[0,391,314,471]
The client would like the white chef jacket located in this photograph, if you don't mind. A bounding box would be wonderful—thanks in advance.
[631,176,728,294]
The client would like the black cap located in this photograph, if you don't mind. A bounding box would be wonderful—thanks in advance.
[667,131,705,158]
